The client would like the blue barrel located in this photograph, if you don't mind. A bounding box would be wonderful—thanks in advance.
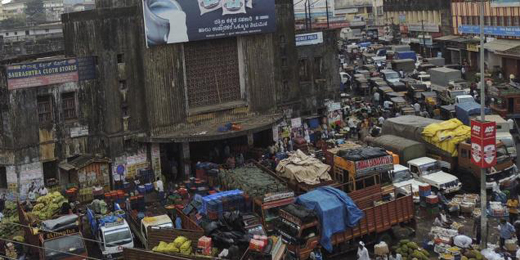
[137,185,146,194]
[145,183,154,193]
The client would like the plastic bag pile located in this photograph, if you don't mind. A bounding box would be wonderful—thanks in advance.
[152,236,192,256]
[31,192,68,220]
[422,119,470,157]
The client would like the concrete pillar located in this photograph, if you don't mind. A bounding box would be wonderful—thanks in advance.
[247,133,254,147]
[181,142,190,179]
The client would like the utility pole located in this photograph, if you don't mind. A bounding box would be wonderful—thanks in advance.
[325,0,330,29]
[421,20,426,57]
[479,0,487,250]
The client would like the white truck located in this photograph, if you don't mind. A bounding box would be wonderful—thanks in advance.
[484,115,517,160]
[407,157,462,194]
[455,95,474,104]
[86,203,134,258]
[390,164,428,203]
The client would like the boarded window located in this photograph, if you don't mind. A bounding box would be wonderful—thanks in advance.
[184,38,241,109]
[37,96,52,123]
[62,92,77,120]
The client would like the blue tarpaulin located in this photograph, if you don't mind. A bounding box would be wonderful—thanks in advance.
[295,187,364,252]
[455,101,491,125]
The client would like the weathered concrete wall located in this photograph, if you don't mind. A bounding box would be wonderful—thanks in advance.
[297,29,340,115]
[1,35,64,60]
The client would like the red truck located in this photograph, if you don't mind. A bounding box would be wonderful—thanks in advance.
[17,202,88,260]
[276,183,415,260]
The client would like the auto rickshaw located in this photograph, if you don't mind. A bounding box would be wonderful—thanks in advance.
[440,104,456,120]
[401,107,416,115]
[390,97,408,112]
[389,81,407,93]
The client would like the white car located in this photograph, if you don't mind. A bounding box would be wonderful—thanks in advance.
[408,157,462,194]
[390,164,428,203]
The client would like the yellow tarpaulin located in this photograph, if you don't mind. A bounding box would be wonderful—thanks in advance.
[421,118,471,157]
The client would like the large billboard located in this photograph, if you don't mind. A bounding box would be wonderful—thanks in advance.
[6,57,96,90]
[143,0,276,47]
[491,0,520,7]
[459,25,520,37]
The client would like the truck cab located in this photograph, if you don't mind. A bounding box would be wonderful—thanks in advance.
[43,231,88,260]
[86,203,134,258]
[140,215,174,246]
[455,95,474,104]
[417,74,431,89]
[407,157,461,193]
[390,164,427,203]
[252,192,295,234]
[381,69,401,84]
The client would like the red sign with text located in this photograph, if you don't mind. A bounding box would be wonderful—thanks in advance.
[471,120,497,168]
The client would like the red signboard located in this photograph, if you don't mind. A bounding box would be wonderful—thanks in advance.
[471,120,497,168]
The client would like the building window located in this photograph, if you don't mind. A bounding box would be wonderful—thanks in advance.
[506,16,512,26]
[314,57,324,79]
[62,92,77,120]
[298,59,310,81]
[473,16,479,25]
[492,16,497,26]
[117,53,124,63]
[14,32,17,35]
[461,16,467,25]
[485,16,490,26]
[5,33,8,36]
[45,29,49,32]
[119,80,127,90]
[497,16,504,26]
[25,30,29,35]
[282,80,289,92]
[514,17,520,26]
[37,96,53,123]
[0,167,6,189]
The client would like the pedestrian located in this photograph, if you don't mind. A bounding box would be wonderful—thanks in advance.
[499,218,516,249]
[357,241,370,260]
[348,118,357,138]
[378,115,385,126]
[38,186,48,197]
[399,69,404,78]
[461,66,466,80]
[508,197,519,224]
[155,177,165,205]
[0,193,5,213]
[453,232,473,250]
[474,216,482,245]
[413,102,421,114]
[373,91,380,105]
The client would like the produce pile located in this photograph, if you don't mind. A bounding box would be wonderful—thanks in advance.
[458,249,484,260]
[31,192,68,220]
[152,236,192,256]
[0,201,22,239]
[393,240,430,260]
[220,165,288,199]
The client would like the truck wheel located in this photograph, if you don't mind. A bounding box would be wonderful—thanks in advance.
[378,232,394,246]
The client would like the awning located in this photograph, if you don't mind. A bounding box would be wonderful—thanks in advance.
[59,154,110,171]
[484,39,520,52]
[434,35,461,41]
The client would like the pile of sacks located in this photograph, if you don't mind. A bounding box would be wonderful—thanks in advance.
[31,192,68,220]
[152,236,192,256]
[393,240,430,260]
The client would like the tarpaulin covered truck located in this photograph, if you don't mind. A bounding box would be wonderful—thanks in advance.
[365,135,426,165]
[276,185,415,260]
[333,146,396,190]
[18,202,88,260]
[382,116,519,190]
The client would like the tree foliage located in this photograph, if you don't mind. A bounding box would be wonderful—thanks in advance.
[0,17,26,29]
[25,0,46,25]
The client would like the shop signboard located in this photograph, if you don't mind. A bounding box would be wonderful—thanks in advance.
[467,43,479,52]
[471,120,497,168]
[408,23,439,33]
[459,25,520,37]
[295,32,323,46]
[491,0,520,7]
[143,0,276,47]
[6,57,96,90]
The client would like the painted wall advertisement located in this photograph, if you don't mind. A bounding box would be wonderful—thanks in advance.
[471,120,497,168]
[6,57,96,90]
[459,25,520,37]
[491,0,520,7]
[142,0,276,47]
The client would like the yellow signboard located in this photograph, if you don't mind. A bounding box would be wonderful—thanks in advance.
[467,44,479,52]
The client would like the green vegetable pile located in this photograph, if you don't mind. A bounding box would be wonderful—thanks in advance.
[461,249,484,260]
[220,165,288,199]
[32,192,68,220]
[393,240,430,260]
[0,201,22,239]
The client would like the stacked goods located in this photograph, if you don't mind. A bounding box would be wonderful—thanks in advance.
[0,201,22,239]
[276,150,332,185]
[201,190,247,220]
[426,195,439,215]
[421,119,471,157]
[393,239,430,260]
[152,236,193,256]
[450,194,479,214]
[220,165,288,199]
[488,201,507,217]
[31,192,68,220]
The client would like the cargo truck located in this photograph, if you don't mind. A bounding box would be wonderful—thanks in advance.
[86,203,134,258]
[123,201,173,249]
[277,184,415,260]
[17,202,88,260]
[382,116,519,191]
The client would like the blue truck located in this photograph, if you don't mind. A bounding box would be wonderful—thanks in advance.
[455,101,491,126]
[394,51,417,62]
[86,203,134,259]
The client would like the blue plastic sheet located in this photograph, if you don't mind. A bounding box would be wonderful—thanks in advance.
[296,187,364,252]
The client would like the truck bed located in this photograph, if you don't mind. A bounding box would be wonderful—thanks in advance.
[330,194,414,246]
